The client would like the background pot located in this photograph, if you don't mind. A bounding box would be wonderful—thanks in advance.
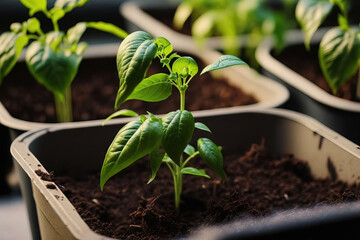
[0,41,288,239]
[11,108,360,240]
[256,28,360,145]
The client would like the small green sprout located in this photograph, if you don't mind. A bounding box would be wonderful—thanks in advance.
[0,0,128,122]
[100,31,248,209]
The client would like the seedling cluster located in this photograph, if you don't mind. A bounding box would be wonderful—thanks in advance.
[100,31,247,209]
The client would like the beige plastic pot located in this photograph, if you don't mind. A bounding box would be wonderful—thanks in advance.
[11,108,360,240]
[256,28,360,144]
[1,41,288,239]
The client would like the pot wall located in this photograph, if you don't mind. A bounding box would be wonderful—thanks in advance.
[11,109,360,240]
[256,29,360,145]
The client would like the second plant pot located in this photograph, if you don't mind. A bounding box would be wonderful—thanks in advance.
[256,28,360,145]
[11,108,360,240]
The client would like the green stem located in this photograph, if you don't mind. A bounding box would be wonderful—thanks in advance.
[180,89,186,111]
[357,65,360,99]
[54,86,73,122]
[173,157,183,210]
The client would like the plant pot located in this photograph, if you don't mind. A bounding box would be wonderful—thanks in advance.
[1,40,288,239]
[11,108,360,239]
[256,28,360,145]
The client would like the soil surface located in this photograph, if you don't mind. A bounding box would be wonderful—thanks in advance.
[275,44,360,102]
[45,142,360,240]
[0,56,257,123]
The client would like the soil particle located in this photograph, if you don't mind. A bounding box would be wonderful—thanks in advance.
[35,169,54,181]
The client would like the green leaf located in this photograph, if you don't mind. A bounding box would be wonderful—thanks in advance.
[296,0,334,49]
[173,2,193,30]
[201,55,247,75]
[181,167,210,178]
[319,28,360,94]
[100,115,163,190]
[86,22,128,39]
[102,109,139,126]
[54,0,89,12]
[49,8,66,23]
[25,39,82,99]
[115,31,158,109]
[126,73,172,102]
[148,149,165,184]
[20,0,47,15]
[26,18,41,33]
[195,122,211,133]
[162,110,195,166]
[198,138,226,181]
[162,154,172,163]
[155,37,173,57]
[66,22,87,45]
[0,32,29,84]
[10,23,22,33]
[172,56,198,78]
[184,144,195,156]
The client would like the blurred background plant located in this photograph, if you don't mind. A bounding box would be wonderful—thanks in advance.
[173,0,297,67]
[296,0,360,98]
[0,0,127,122]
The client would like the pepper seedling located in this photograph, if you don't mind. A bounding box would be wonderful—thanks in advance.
[296,0,360,98]
[100,31,248,209]
[0,0,128,122]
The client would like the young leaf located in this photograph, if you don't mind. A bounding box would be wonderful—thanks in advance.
[200,55,247,75]
[155,37,173,57]
[162,110,195,165]
[126,73,172,102]
[25,40,82,99]
[0,32,29,84]
[100,115,163,190]
[148,149,165,184]
[319,28,360,94]
[295,0,333,49]
[86,22,128,39]
[198,138,226,181]
[195,122,211,133]
[115,31,158,109]
[181,167,210,178]
[66,22,87,45]
[102,109,139,126]
[20,0,47,16]
[54,0,89,12]
[184,144,195,156]
[172,56,198,78]
[26,18,41,33]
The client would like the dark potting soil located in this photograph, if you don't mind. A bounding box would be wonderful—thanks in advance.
[275,44,360,102]
[0,56,257,123]
[47,142,360,240]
